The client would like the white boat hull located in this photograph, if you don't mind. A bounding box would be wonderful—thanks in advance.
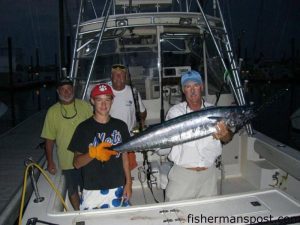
[21,131,300,225]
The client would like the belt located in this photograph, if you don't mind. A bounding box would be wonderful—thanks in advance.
[186,166,208,172]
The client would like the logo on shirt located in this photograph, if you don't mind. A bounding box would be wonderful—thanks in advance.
[92,130,122,158]
[126,100,133,107]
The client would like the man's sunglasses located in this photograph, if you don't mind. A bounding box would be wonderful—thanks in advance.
[112,64,127,72]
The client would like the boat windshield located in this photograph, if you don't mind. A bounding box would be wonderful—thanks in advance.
[74,26,230,100]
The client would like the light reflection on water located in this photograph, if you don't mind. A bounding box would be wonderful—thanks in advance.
[246,81,300,150]
[0,85,57,134]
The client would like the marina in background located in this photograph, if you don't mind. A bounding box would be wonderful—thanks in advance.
[1,51,299,150]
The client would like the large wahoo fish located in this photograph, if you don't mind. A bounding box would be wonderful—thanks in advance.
[113,105,256,152]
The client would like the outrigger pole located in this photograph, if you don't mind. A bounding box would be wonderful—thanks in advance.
[58,0,66,78]
[195,0,253,135]
[81,0,113,100]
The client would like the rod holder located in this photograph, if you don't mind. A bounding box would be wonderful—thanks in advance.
[25,158,44,203]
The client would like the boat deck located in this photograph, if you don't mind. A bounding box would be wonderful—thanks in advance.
[130,175,257,205]
[0,111,45,214]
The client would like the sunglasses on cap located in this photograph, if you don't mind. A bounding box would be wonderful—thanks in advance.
[111,64,127,72]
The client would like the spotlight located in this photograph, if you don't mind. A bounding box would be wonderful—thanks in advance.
[179,17,192,25]
[116,19,128,27]
[85,45,90,53]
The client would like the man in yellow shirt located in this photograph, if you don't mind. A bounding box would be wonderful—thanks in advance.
[41,78,92,210]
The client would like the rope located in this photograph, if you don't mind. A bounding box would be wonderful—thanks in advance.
[18,163,68,225]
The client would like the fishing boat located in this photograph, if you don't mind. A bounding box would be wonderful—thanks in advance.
[19,0,300,224]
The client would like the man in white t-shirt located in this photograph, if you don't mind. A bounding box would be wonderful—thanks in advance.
[165,70,233,202]
[109,64,147,170]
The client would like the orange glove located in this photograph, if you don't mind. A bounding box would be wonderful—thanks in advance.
[89,142,117,162]
[128,152,137,171]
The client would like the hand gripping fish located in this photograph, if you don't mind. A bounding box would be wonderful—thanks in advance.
[112,105,256,152]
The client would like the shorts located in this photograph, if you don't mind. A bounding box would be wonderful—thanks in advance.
[80,186,130,210]
[62,169,83,197]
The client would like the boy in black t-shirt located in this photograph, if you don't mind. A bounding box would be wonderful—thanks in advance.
[68,83,132,210]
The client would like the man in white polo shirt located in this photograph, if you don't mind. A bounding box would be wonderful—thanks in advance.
[109,64,147,170]
[165,70,233,201]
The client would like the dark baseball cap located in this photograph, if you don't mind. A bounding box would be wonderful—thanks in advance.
[56,78,73,88]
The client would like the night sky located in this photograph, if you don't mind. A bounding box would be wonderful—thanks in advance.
[0,0,78,65]
[0,0,299,65]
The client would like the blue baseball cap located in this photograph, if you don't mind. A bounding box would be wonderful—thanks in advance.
[181,70,203,86]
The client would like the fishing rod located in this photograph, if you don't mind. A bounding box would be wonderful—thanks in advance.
[119,37,143,132]
[119,35,161,202]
